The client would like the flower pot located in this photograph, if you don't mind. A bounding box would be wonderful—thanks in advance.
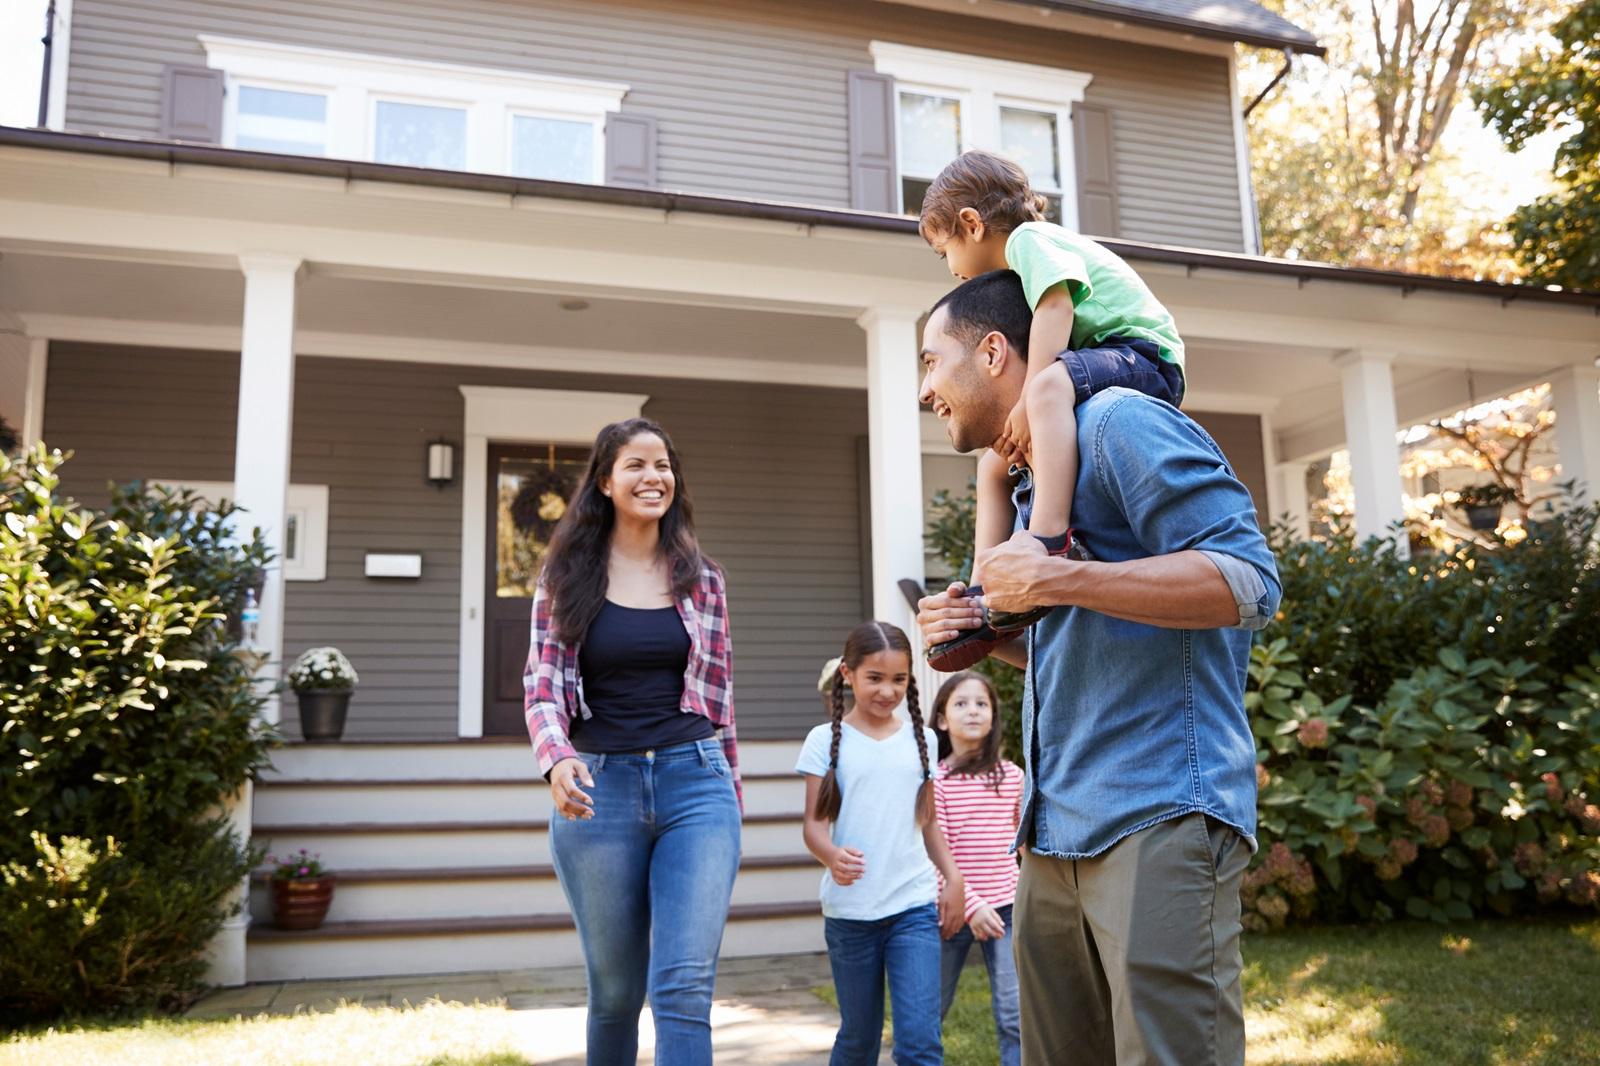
[296,689,351,741]
[1464,504,1502,532]
[271,875,336,930]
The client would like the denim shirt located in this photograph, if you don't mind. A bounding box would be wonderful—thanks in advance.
[1013,388,1281,859]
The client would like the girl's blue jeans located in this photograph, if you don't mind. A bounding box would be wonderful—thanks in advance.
[823,902,943,1066]
[549,738,741,1066]
[939,903,1022,1066]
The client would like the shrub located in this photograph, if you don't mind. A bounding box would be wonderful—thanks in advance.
[0,446,276,1022]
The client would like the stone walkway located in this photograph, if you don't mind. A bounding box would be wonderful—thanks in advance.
[188,953,860,1065]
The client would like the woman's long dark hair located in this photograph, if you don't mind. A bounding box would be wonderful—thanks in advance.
[813,621,934,828]
[933,671,1006,794]
[542,418,702,643]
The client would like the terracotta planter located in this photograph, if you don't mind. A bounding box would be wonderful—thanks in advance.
[296,689,352,741]
[271,875,336,930]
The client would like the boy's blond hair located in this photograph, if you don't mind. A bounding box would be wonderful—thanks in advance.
[918,149,1049,243]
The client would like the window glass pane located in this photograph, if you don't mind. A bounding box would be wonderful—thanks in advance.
[510,115,595,183]
[902,177,933,218]
[1040,192,1064,224]
[898,92,961,178]
[374,101,467,170]
[236,86,327,156]
[495,450,589,598]
[1001,106,1060,191]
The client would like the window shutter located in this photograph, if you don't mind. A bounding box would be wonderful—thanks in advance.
[160,65,225,144]
[604,113,658,188]
[847,69,897,213]
[1072,102,1120,237]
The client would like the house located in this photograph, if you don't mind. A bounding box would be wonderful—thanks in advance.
[1,0,1597,987]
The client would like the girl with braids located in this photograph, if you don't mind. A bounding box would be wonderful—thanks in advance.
[796,621,965,1066]
[930,672,1024,1066]
[525,418,740,1066]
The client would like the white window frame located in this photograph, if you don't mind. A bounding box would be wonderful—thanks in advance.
[870,41,1092,229]
[155,480,330,582]
[202,36,627,181]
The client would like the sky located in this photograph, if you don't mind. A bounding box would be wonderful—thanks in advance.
[0,0,1564,225]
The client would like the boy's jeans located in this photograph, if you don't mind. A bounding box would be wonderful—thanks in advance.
[549,739,741,1066]
[823,903,943,1066]
[939,903,1022,1066]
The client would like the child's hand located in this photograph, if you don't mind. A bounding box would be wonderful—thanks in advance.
[937,874,966,938]
[828,846,866,886]
[997,398,1030,468]
[969,903,1005,941]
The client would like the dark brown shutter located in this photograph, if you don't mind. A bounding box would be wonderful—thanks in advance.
[1072,102,1120,237]
[160,65,225,144]
[604,113,658,188]
[847,69,897,213]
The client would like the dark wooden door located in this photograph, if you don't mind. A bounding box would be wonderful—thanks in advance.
[483,442,592,736]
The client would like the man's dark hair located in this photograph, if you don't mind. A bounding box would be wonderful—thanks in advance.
[929,269,1032,362]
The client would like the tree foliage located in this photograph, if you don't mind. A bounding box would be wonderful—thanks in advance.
[1476,0,1600,287]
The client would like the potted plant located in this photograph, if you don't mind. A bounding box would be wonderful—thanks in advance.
[286,646,359,741]
[1454,483,1515,532]
[268,848,335,930]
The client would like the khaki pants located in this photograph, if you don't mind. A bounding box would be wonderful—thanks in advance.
[1014,813,1250,1066]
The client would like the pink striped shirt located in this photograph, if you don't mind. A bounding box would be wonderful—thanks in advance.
[934,759,1024,921]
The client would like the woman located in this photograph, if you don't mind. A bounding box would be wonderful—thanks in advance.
[525,417,741,1066]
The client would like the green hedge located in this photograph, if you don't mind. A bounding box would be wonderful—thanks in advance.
[1,447,276,1022]
[926,485,1600,926]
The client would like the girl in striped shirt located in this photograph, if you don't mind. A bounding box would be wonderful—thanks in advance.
[932,671,1024,1066]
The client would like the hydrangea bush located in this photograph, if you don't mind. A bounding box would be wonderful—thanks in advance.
[286,646,359,692]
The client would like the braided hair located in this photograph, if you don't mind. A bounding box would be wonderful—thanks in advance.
[811,621,934,827]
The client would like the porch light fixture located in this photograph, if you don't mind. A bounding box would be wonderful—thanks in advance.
[426,439,455,488]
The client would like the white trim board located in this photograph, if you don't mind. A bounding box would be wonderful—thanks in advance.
[455,386,648,738]
[150,480,330,582]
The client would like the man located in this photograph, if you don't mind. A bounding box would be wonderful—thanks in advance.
[915,270,1280,1066]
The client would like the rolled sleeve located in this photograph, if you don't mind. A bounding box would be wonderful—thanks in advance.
[1199,550,1277,631]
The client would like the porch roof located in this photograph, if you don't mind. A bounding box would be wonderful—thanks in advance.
[2,126,1594,313]
[1007,0,1323,55]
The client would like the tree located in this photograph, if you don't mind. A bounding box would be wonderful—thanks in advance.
[1247,0,1558,278]
[1476,0,1600,288]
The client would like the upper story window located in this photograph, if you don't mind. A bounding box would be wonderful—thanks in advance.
[869,42,1091,227]
[201,36,628,182]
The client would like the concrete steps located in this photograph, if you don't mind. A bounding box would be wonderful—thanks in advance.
[247,738,817,982]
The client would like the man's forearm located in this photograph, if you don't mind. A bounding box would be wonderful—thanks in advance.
[1028,550,1238,629]
[989,634,1028,669]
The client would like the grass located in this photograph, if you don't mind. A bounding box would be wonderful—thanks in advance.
[818,918,1600,1066]
[4,919,1596,1065]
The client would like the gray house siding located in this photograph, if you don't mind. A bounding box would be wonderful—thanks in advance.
[65,0,1246,250]
[44,342,866,740]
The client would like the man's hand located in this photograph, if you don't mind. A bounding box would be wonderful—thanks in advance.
[828,846,867,886]
[549,758,595,820]
[996,398,1031,469]
[973,531,1053,613]
[968,903,1006,941]
[917,582,985,647]
[937,874,967,938]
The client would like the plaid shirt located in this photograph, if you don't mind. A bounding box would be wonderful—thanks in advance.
[524,560,741,809]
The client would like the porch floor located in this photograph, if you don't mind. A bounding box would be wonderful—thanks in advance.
[188,952,854,1064]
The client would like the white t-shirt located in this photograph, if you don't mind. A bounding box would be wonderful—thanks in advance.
[795,718,939,921]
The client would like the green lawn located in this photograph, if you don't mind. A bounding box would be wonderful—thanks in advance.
[822,918,1600,1066]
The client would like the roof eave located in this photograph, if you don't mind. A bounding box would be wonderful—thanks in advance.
[998,0,1325,55]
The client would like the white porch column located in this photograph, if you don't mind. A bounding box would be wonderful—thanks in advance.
[1551,364,1600,502]
[1334,350,1407,546]
[1274,460,1312,540]
[21,338,48,449]
[232,253,302,726]
[858,308,926,624]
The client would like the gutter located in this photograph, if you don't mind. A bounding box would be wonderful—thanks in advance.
[997,0,1325,56]
[2,126,1596,310]
[35,1,56,128]
[1244,50,1295,118]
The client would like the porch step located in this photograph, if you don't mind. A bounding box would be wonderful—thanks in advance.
[243,903,824,982]
[265,738,803,781]
[253,772,805,824]
[253,813,806,869]
[247,856,822,923]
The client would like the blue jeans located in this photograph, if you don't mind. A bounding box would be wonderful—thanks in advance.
[1060,337,1185,408]
[939,904,1021,1066]
[823,903,943,1066]
[549,739,741,1066]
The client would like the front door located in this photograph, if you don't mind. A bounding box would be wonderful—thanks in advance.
[483,442,591,736]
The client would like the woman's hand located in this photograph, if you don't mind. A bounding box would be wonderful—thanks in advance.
[937,873,966,938]
[827,846,867,886]
[968,903,1005,941]
[550,757,595,820]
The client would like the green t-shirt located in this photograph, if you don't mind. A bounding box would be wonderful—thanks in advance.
[1004,222,1185,372]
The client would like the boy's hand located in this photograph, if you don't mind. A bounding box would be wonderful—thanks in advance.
[828,846,867,886]
[997,398,1031,468]
[969,903,1005,941]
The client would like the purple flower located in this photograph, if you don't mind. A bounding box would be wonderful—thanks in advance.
[298,866,310,876]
